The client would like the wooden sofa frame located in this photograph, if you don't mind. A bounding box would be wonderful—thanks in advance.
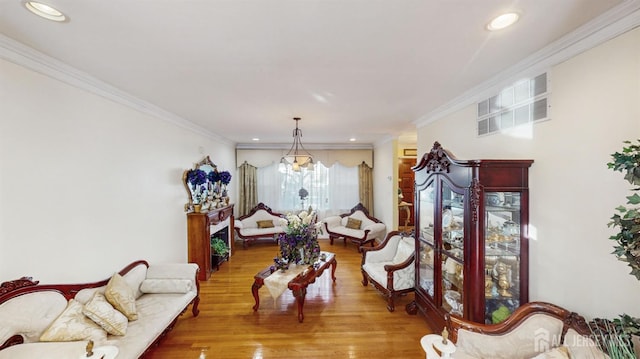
[234,202,285,249]
[0,260,200,357]
[445,301,592,344]
[324,203,384,250]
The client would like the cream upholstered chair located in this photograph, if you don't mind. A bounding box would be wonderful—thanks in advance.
[323,203,386,252]
[421,302,612,359]
[361,231,415,312]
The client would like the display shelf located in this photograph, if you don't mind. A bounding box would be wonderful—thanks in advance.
[442,249,463,262]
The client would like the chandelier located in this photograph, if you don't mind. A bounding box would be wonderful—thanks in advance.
[280,117,314,172]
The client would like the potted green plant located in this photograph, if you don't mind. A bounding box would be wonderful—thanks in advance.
[605,140,640,356]
[210,236,229,270]
[589,317,639,358]
[607,139,640,280]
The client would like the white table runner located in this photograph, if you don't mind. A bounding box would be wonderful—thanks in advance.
[263,264,307,304]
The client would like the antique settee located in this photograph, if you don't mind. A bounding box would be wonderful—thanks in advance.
[361,231,415,312]
[234,202,286,248]
[0,260,200,359]
[323,203,386,251]
[420,301,619,359]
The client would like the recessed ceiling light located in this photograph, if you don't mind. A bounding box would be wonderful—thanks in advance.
[24,1,67,22]
[349,138,356,142]
[487,12,519,31]
[252,138,260,141]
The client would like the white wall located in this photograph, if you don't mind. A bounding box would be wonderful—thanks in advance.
[0,58,236,283]
[373,139,397,235]
[416,27,640,319]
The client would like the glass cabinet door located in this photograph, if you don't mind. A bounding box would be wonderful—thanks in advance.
[441,183,465,317]
[418,183,435,298]
[484,191,521,323]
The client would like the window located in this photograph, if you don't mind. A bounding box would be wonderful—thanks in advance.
[477,73,549,136]
[257,162,359,216]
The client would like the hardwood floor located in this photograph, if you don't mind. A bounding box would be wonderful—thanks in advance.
[146,238,434,358]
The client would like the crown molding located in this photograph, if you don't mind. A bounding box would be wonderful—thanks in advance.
[0,34,234,146]
[236,142,373,150]
[414,0,640,128]
[373,134,397,148]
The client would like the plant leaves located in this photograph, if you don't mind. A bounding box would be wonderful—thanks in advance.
[626,193,640,205]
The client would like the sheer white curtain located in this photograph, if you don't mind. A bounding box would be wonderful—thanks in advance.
[327,162,359,217]
[256,162,281,211]
[257,161,359,219]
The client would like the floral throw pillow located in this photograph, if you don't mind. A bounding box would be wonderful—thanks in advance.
[40,299,107,342]
[530,346,570,359]
[82,293,128,336]
[105,273,138,321]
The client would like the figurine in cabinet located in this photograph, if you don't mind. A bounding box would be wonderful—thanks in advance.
[496,261,512,297]
[484,269,494,297]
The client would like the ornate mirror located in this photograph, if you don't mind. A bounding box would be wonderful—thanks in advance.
[183,156,218,212]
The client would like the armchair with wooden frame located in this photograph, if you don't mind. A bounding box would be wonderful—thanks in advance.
[361,230,415,312]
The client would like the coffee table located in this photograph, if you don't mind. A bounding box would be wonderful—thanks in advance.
[252,251,337,322]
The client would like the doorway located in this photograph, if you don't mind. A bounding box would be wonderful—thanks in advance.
[398,158,416,232]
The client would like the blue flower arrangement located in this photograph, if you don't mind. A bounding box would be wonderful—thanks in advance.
[207,170,220,184]
[187,169,208,204]
[219,170,232,185]
[187,169,207,186]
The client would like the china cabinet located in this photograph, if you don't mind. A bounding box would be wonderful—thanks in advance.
[406,142,533,329]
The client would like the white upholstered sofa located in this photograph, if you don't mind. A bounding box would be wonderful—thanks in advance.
[234,202,286,249]
[323,203,386,251]
[420,301,621,359]
[0,260,199,359]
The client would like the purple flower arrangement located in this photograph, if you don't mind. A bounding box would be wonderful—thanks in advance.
[276,211,321,266]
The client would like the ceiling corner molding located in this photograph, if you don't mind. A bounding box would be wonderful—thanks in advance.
[374,135,396,148]
[0,34,233,146]
[414,0,640,128]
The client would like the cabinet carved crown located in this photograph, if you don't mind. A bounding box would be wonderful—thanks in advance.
[424,142,452,173]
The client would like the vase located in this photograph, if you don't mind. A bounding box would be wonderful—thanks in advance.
[193,204,202,213]
[299,248,306,265]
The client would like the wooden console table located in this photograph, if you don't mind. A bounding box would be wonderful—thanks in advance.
[187,204,234,281]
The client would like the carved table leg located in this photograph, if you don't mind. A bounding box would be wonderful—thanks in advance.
[330,257,337,282]
[292,287,307,323]
[252,280,263,311]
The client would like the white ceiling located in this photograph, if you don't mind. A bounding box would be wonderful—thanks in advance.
[0,0,636,147]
